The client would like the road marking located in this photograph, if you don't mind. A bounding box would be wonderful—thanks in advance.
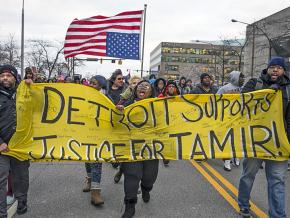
[202,162,268,218]
[191,160,268,218]
[190,160,240,212]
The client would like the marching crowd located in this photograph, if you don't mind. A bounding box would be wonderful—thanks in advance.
[0,56,290,218]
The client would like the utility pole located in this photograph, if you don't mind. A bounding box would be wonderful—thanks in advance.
[21,0,25,78]
[250,26,255,78]
[140,4,147,78]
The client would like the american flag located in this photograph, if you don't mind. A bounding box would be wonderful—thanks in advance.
[64,10,143,60]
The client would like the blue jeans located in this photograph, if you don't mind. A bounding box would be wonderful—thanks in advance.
[238,158,288,218]
[85,163,102,183]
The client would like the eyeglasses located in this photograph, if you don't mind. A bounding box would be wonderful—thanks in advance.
[269,66,284,70]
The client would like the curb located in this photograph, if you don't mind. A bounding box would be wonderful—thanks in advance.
[7,200,17,218]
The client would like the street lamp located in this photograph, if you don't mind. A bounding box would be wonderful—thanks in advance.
[231,19,272,78]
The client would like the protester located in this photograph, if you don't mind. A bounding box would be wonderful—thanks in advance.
[57,75,65,83]
[191,73,217,163]
[107,69,126,169]
[81,78,89,86]
[65,76,73,83]
[118,75,141,105]
[148,74,156,85]
[74,76,81,84]
[238,56,290,218]
[113,75,141,184]
[191,73,217,94]
[185,79,194,93]
[178,76,188,94]
[153,78,166,97]
[0,65,30,217]
[34,74,46,83]
[210,75,219,93]
[81,75,107,206]
[158,80,180,166]
[24,67,34,81]
[107,69,125,105]
[149,74,156,84]
[6,174,14,205]
[217,71,245,171]
[116,80,159,218]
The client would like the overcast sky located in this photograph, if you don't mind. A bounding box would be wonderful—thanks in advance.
[0,0,289,78]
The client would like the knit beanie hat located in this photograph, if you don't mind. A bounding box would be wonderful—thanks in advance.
[200,73,210,82]
[0,65,18,80]
[267,56,286,70]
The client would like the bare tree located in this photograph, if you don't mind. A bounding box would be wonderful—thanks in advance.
[224,38,248,71]
[0,34,21,67]
[25,39,64,78]
[213,38,244,84]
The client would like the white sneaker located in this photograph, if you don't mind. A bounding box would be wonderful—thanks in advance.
[223,160,231,171]
[234,158,240,166]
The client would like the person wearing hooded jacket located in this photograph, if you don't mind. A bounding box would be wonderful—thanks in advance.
[0,65,31,217]
[217,71,245,171]
[153,78,166,97]
[116,80,159,218]
[238,57,290,218]
[158,80,180,166]
[82,75,107,206]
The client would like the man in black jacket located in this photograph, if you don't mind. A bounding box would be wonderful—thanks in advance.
[191,73,217,94]
[238,57,289,218]
[0,65,30,218]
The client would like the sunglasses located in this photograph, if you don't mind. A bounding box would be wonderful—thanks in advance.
[117,77,124,81]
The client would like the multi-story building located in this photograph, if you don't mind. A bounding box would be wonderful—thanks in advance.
[241,7,290,78]
[150,41,243,85]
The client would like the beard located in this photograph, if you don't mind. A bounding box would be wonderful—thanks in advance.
[0,80,15,89]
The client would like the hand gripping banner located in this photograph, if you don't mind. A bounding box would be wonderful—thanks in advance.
[6,82,290,162]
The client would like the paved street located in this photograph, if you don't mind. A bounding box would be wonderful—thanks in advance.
[13,160,290,218]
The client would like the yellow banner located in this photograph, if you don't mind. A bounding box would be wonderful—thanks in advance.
[6,82,290,162]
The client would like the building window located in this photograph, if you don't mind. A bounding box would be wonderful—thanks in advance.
[166,65,179,71]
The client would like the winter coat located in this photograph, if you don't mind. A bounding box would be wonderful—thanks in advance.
[191,84,217,94]
[217,71,242,94]
[107,85,125,105]
[177,76,188,94]
[0,86,17,145]
[242,69,290,141]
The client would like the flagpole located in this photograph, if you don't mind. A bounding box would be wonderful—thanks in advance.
[140,4,147,78]
[21,0,25,78]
